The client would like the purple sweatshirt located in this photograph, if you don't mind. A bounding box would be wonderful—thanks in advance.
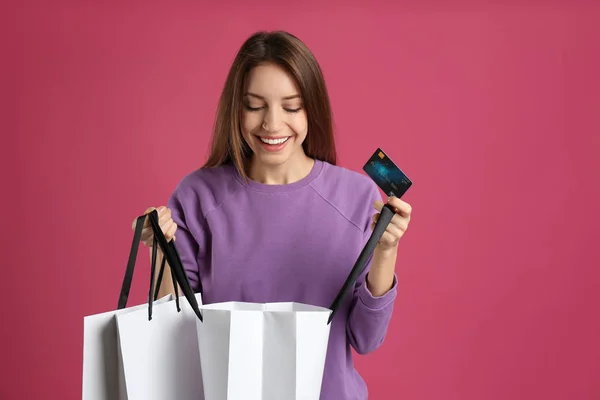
[168,158,398,400]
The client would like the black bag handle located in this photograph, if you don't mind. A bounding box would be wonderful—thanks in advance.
[118,210,203,322]
[147,232,180,320]
[327,203,397,324]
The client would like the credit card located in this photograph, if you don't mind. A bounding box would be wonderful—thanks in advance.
[363,148,412,198]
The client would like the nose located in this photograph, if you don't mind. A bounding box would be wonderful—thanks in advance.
[262,108,283,132]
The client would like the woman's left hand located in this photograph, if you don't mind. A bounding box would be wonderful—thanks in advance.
[371,196,412,251]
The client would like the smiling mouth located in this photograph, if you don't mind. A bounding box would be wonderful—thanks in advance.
[258,136,290,145]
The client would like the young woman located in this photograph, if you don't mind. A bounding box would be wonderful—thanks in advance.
[134,30,412,400]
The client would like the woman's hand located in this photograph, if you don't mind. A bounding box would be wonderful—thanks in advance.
[131,206,177,247]
[371,196,412,252]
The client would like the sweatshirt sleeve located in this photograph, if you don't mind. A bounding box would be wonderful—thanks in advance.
[167,182,208,293]
[346,183,398,355]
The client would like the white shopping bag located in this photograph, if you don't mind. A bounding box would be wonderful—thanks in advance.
[115,292,205,400]
[196,301,332,400]
[82,294,174,400]
[82,210,206,399]
[188,204,398,400]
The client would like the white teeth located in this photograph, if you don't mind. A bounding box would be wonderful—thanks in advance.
[260,137,289,145]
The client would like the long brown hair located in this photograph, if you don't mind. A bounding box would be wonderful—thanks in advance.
[202,31,336,179]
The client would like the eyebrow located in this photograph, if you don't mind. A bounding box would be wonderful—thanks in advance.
[244,92,301,100]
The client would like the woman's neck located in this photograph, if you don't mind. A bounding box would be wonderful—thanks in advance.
[247,155,315,185]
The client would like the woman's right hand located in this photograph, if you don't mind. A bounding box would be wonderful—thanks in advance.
[132,206,177,247]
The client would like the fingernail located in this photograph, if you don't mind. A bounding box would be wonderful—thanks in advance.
[158,206,165,214]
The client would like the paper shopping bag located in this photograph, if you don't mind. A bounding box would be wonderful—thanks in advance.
[196,302,332,400]
[82,294,174,400]
[189,205,399,400]
[114,209,205,399]
[82,209,204,399]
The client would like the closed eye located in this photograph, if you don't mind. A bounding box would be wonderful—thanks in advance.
[244,105,265,112]
[245,105,302,113]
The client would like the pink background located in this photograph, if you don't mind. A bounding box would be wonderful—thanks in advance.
[3,1,599,399]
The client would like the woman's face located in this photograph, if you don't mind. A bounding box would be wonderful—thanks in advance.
[240,62,308,169]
